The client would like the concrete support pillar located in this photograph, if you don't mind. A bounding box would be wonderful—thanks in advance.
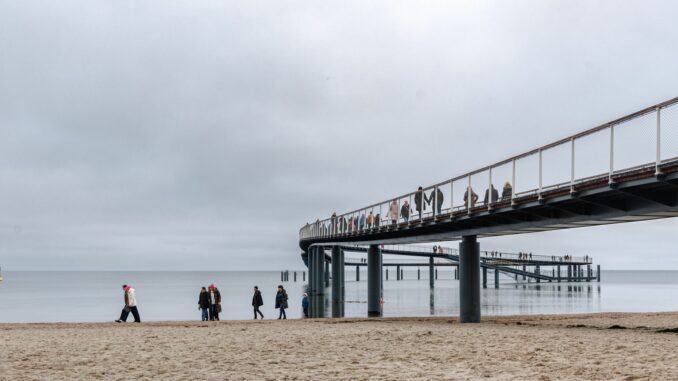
[597,265,601,282]
[313,246,326,318]
[356,266,360,282]
[396,265,401,281]
[587,265,591,281]
[494,268,499,289]
[385,268,389,281]
[557,265,561,282]
[567,265,572,281]
[435,268,438,280]
[429,257,434,289]
[331,246,345,318]
[308,250,315,317]
[482,267,487,288]
[418,267,420,280]
[536,265,540,283]
[459,235,481,323]
[367,245,382,317]
[522,265,526,280]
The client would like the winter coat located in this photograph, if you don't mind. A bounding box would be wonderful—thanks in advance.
[400,204,410,218]
[252,290,264,307]
[302,296,309,308]
[366,213,374,226]
[125,288,137,307]
[275,290,289,309]
[209,288,221,305]
[388,202,399,220]
[198,291,210,309]
[501,184,512,201]
[414,190,425,212]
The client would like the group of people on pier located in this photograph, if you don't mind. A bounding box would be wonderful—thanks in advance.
[114,284,293,323]
[311,182,517,237]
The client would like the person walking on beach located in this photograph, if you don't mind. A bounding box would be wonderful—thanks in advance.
[275,285,288,319]
[198,286,210,321]
[115,284,141,323]
[252,286,264,319]
[208,283,221,321]
[302,293,309,318]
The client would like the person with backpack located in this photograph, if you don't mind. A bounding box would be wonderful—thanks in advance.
[252,286,264,319]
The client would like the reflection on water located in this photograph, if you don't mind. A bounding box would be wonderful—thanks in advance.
[1,270,677,323]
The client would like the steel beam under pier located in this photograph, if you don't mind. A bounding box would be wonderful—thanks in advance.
[459,235,481,323]
[331,246,345,318]
[367,245,383,317]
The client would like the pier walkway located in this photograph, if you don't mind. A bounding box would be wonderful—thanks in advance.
[300,98,678,321]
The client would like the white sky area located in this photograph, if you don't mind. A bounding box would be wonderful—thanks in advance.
[1,1,677,270]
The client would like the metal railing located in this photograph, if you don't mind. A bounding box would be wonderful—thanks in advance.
[300,97,678,241]
[339,244,591,264]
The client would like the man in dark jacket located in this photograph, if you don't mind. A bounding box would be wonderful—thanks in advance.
[252,286,264,319]
[414,186,425,219]
[426,188,444,215]
[198,287,210,321]
[275,285,288,320]
[483,184,499,205]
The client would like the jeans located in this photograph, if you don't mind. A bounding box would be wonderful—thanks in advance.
[278,307,286,319]
[119,306,141,322]
[253,306,264,319]
[209,304,220,321]
[201,308,209,321]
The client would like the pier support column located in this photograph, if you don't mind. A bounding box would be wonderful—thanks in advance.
[482,267,487,288]
[536,265,540,283]
[308,250,315,316]
[396,265,401,281]
[314,246,326,318]
[331,246,345,318]
[597,265,601,282]
[494,268,499,289]
[429,257,434,289]
[587,265,591,281]
[356,266,360,282]
[418,267,420,280]
[459,235,481,323]
[567,265,572,281]
[557,265,561,282]
[385,268,389,281]
[455,268,458,280]
[367,245,383,317]
[522,265,526,280]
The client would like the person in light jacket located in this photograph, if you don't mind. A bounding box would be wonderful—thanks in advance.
[198,286,210,321]
[275,285,288,319]
[115,284,141,323]
[208,283,221,321]
[387,199,399,225]
[252,286,264,319]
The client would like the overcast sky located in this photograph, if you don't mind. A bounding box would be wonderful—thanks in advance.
[1,1,677,271]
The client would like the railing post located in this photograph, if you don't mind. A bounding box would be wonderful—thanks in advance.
[570,137,575,193]
[449,182,453,217]
[433,186,437,219]
[538,149,543,199]
[488,168,493,210]
[408,194,412,225]
[656,106,662,175]
[609,124,615,184]
[467,174,472,213]
[511,159,516,204]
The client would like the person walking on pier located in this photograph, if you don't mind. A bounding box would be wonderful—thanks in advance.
[275,285,288,319]
[501,181,512,201]
[414,186,425,219]
[388,199,399,225]
[401,200,411,223]
[484,184,499,205]
[115,284,141,323]
[463,186,479,208]
[208,283,221,321]
[426,188,444,215]
[367,211,374,229]
[198,286,210,321]
[252,286,264,319]
[302,293,309,318]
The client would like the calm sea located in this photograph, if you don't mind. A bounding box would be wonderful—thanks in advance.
[0,270,677,323]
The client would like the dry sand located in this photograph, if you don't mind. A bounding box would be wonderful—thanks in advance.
[1,312,678,380]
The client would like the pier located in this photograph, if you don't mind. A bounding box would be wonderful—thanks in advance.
[299,98,678,321]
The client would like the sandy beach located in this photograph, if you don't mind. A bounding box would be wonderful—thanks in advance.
[1,312,677,381]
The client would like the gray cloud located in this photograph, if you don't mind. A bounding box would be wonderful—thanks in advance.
[1,1,677,270]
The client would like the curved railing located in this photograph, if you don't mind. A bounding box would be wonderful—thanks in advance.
[300,97,678,242]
